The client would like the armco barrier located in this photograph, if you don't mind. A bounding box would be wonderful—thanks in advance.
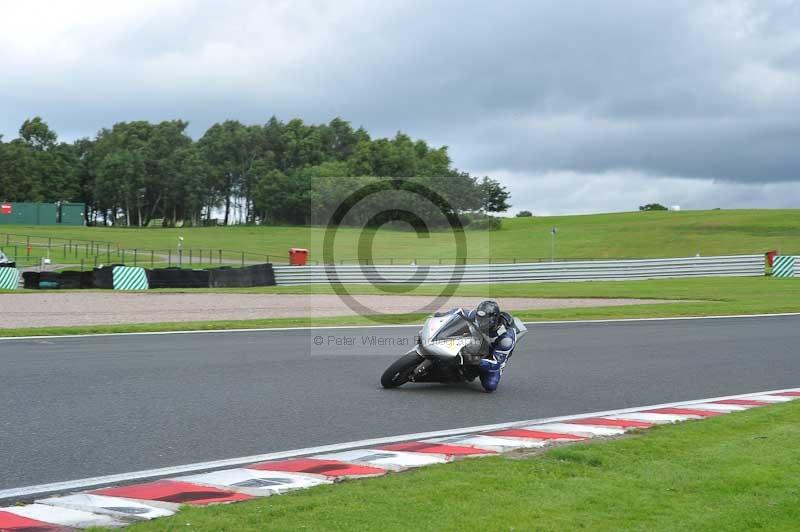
[0,267,19,290]
[273,255,765,285]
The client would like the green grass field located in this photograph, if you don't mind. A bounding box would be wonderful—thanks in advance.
[110,400,800,532]
[2,209,799,266]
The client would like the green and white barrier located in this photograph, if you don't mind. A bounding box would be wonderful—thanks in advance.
[112,266,149,290]
[772,256,797,278]
[0,267,19,290]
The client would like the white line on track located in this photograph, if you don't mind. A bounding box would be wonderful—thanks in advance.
[2,386,797,502]
[1,312,799,341]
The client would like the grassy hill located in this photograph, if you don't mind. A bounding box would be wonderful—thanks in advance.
[1,209,798,266]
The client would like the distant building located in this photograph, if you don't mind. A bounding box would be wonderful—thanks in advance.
[0,202,85,226]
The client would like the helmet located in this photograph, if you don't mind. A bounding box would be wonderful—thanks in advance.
[474,300,500,334]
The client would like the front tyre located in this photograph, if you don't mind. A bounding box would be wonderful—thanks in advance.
[381,353,424,388]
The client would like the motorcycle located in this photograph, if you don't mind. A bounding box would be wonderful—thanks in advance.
[380,308,527,388]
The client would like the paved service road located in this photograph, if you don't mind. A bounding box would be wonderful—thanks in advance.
[2,315,799,489]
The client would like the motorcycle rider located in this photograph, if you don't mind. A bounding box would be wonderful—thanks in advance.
[467,300,517,393]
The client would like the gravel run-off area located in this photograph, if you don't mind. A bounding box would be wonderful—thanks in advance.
[0,293,686,329]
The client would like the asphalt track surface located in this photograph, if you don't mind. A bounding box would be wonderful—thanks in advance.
[2,315,799,490]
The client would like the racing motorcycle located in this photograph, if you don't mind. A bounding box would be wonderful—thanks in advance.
[380,308,527,388]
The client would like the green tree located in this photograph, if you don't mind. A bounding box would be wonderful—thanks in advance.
[0,115,512,228]
[165,145,210,226]
[72,137,98,222]
[320,117,359,160]
[96,149,146,226]
[198,121,263,225]
[478,177,511,213]
[0,139,40,200]
[639,203,668,211]
[19,117,57,150]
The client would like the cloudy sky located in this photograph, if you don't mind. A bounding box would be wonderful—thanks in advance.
[2,0,799,214]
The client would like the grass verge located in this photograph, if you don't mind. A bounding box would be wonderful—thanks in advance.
[2,277,799,337]
[113,400,800,531]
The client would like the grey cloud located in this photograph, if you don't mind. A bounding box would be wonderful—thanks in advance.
[2,0,800,194]
[496,169,800,215]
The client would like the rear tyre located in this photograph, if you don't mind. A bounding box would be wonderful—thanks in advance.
[381,353,424,388]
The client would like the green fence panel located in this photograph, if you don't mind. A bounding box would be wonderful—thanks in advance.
[0,202,37,224]
[59,203,85,226]
[37,203,58,225]
[0,268,19,289]
[772,256,796,278]
[112,266,149,290]
[0,202,85,225]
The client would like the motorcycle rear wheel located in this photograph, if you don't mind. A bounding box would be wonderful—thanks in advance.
[380,353,424,388]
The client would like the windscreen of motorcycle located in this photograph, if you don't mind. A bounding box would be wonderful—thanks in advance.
[419,313,485,360]
[432,314,472,341]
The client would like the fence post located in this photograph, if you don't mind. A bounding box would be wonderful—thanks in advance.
[168,250,172,267]
[121,249,126,264]
[178,249,183,266]
[189,249,193,265]
[134,249,138,266]
[151,250,155,268]
[106,244,110,264]
[241,251,245,266]
[81,258,84,272]
[199,249,203,266]
[94,255,98,269]
[219,249,222,264]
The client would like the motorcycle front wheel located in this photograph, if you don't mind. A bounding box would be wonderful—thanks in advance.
[380,353,424,388]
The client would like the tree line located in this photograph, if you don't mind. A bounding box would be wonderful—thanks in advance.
[0,117,510,227]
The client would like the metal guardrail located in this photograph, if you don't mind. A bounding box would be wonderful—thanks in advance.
[273,255,765,285]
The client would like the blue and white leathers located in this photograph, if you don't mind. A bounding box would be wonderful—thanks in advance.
[466,310,518,392]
